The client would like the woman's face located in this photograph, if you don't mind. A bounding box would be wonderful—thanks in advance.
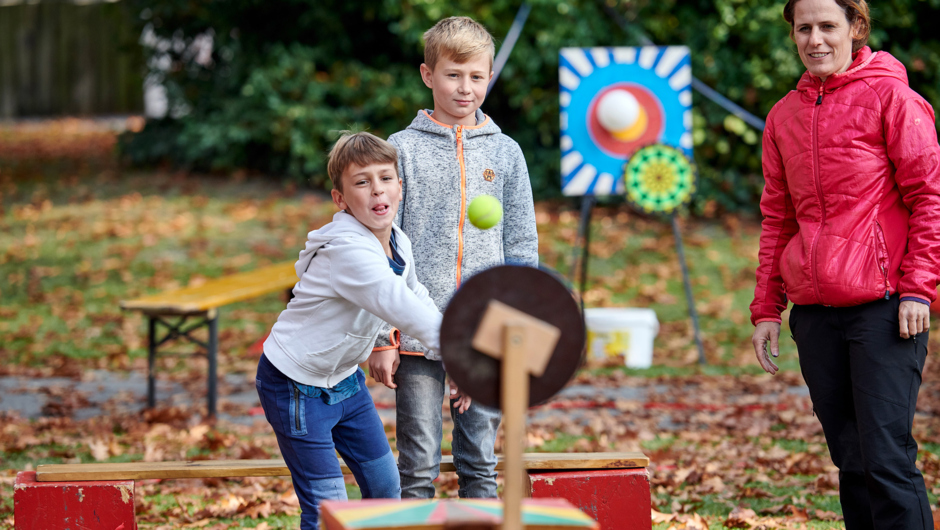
[792,0,859,82]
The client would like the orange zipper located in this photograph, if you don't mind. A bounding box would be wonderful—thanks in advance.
[455,125,466,287]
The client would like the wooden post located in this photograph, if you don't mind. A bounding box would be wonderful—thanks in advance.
[501,324,528,530]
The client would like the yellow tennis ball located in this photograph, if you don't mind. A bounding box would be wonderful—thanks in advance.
[468,195,503,230]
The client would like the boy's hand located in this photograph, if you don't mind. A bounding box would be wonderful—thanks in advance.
[448,377,472,414]
[368,349,400,389]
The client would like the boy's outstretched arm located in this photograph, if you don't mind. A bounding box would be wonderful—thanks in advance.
[368,240,440,389]
[502,143,539,267]
[327,238,442,354]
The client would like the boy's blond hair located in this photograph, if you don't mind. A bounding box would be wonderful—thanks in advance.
[327,132,398,192]
[423,16,495,71]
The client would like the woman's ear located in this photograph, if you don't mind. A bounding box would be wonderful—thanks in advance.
[850,18,864,42]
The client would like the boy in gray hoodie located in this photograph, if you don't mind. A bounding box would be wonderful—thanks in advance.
[257,132,449,529]
[368,16,539,499]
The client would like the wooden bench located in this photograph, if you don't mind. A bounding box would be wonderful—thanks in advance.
[16,452,651,529]
[33,452,648,481]
[120,261,297,416]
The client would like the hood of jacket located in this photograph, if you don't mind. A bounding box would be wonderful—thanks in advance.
[405,109,502,142]
[796,46,908,93]
[295,211,383,278]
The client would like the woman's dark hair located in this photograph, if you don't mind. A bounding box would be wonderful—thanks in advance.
[783,0,871,53]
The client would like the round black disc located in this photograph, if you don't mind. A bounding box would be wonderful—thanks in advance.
[440,265,586,408]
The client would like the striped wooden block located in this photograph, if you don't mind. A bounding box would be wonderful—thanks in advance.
[320,498,599,529]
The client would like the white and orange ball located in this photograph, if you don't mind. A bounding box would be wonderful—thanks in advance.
[596,89,648,142]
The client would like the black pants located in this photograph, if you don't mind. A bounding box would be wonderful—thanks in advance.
[790,295,932,530]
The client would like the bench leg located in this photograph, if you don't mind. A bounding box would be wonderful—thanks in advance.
[147,316,157,409]
[207,311,218,418]
[528,468,651,530]
[14,471,137,530]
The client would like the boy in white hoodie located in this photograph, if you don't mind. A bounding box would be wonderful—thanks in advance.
[255,132,450,530]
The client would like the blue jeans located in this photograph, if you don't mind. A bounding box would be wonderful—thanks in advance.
[395,354,501,498]
[255,355,400,529]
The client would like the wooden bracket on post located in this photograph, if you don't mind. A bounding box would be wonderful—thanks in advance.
[472,300,560,377]
[472,300,562,530]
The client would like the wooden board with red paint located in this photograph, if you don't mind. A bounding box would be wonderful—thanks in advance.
[529,468,652,530]
[319,498,599,529]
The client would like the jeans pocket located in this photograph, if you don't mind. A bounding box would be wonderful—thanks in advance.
[255,378,271,425]
[289,383,307,436]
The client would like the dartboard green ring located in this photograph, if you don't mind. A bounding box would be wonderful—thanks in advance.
[623,144,697,214]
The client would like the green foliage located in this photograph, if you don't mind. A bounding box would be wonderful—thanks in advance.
[121,0,940,211]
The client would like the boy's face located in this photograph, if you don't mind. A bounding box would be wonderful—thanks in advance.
[331,162,402,235]
[420,54,493,127]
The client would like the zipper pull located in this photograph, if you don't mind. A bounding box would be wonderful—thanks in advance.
[816,87,823,105]
[456,125,463,140]
[885,290,890,300]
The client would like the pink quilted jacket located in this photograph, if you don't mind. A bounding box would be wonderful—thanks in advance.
[751,47,940,325]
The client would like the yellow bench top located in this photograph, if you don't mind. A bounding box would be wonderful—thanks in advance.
[120,261,298,315]
[35,452,649,482]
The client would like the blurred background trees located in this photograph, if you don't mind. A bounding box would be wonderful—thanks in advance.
[118,0,940,212]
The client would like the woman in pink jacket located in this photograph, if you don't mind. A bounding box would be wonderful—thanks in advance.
[750,0,940,527]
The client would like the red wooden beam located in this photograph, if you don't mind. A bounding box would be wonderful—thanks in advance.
[14,471,136,530]
[529,468,652,530]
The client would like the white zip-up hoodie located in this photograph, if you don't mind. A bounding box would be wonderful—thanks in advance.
[263,211,442,388]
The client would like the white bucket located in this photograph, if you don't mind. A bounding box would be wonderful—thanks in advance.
[584,308,659,368]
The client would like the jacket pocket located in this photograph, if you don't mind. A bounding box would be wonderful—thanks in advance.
[306,333,374,376]
[333,333,376,374]
[873,220,890,295]
[778,235,804,297]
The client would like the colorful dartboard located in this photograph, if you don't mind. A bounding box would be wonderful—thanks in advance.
[559,46,693,197]
[623,144,696,214]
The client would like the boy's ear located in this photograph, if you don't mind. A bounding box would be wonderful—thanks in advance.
[420,63,434,89]
[331,188,347,211]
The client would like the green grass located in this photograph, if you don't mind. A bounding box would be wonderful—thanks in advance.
[652,475,845,529]
[2,169,799,375]
[0,171,334,369]
[534,432,594,453]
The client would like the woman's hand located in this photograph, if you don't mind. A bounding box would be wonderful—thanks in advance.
[752,321,781,375]
[899,301,930,339]
[368,348,400,389]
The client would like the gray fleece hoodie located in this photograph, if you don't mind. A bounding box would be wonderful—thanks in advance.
[374,109,539,360]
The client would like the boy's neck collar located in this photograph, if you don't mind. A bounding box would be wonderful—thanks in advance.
[427,108,483,128]
[370,226,394,258]
[337,210,394,256]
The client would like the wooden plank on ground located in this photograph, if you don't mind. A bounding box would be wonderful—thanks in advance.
[35,452,649,482]
[120,261,298,314]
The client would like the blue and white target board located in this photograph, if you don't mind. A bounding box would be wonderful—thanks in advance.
[559,46,693,196]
